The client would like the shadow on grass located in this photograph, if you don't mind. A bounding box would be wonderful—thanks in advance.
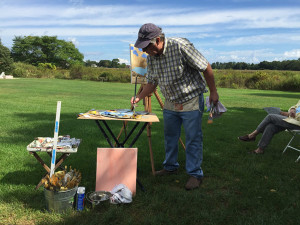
[248,92,300,99]
[0,186,45,211]
[1,112,96,144]
[1,167,46,186]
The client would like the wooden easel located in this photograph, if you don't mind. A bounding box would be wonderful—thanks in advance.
[115,83,186,176]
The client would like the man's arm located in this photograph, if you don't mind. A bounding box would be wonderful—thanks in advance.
[203,63,219,104]
[131,83,157,106]
[280,111,289,117]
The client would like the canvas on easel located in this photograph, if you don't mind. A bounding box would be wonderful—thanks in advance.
[96,148,138,195]
[130,44,148,84]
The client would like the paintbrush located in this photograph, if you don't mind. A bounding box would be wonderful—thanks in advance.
[132,76,138,114]
[207,103,214,124]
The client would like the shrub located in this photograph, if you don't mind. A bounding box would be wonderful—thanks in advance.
[279,74,300,91]
[69,64,85,79]
[12,62,300,91]
[12,62,69,79]
[215,69,300,91]
[38,63,56,70]
[12,62,39,78]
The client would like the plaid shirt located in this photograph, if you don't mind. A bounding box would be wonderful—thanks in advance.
[146,37,208,104]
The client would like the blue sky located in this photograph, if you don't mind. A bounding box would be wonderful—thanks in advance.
[0,0,299,64]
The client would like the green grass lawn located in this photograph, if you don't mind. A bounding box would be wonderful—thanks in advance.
[0,78,299,225]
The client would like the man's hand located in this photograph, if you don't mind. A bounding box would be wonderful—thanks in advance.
[209,90,219,105]
[131,96,140,107]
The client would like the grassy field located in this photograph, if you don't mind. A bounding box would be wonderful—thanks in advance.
[0,78,299,225]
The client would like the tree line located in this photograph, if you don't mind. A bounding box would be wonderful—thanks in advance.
[0,36,126,73]
[211,59,300,71]
[85,59,127,68]
[1,35,300,74]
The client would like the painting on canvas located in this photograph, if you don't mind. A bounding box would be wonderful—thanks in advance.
[130,44,148,84]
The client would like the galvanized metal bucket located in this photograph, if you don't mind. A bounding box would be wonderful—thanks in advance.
[44,187,78,213]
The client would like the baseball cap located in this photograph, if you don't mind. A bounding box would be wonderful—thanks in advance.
[134,23,162,49]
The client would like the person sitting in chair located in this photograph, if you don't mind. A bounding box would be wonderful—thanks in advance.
[238,100,300,154]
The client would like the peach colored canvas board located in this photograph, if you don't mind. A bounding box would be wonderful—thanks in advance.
[96,148,138,195]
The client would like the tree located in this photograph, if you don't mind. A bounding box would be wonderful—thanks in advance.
[11,36,84,68]
[111,58,120,68]
[0,39,14,73]
[98,60,112,68]
[85,60,98,67]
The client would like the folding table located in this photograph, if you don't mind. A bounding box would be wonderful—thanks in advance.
[27,137,80,189]
[77,111,159,175]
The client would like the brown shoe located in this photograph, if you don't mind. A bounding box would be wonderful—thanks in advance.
[155,169,178,176]
[238,134,256,142]
[185,176,202,190]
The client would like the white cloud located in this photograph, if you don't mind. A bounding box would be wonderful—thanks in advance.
[223,33,300,46]
[0,5,299,29]
[202,48,283,63]
[0,27,138,37]
[284,49,300,58]
[118,58,129,65]
[67,37,79,46]
[1,2,299,62]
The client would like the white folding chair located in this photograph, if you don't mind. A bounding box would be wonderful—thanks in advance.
[282,129,300,162]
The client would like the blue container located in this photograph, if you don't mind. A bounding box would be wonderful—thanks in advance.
[76,187,85,211]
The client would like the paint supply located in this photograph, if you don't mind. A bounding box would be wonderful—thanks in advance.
[133,76,138,114]
[207,104,214,124]
[76,187,85,211]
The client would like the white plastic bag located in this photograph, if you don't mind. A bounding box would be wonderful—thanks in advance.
[110,184,132,204]
[205,96,227,119]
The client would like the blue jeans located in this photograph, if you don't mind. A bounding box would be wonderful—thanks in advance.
[162,95,204,179]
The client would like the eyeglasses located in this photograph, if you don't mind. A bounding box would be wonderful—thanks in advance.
[142,43,153,52]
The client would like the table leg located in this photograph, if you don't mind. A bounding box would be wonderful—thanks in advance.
[115,122,128,147]
[147,124,156,175]
[29,152,50,173]
[35,153,70,190]
[128,122,148,147]
[120,122,140,147]
[95,120,114,147]
[101,120,123,147]
[96,119,142,148]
